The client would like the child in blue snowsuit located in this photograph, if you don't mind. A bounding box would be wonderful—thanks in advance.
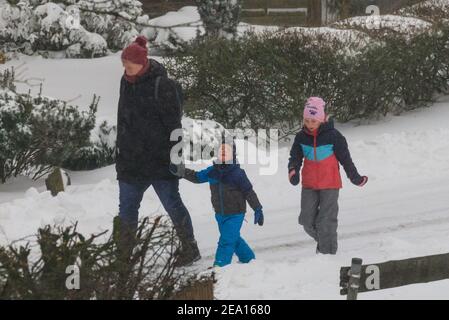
[170,143,264,267]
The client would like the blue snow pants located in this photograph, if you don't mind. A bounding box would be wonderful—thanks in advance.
[214,213,255,267]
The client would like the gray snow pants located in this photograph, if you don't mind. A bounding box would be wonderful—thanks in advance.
[299,188,339,254]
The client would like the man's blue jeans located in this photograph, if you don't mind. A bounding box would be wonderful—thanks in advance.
[118,179,195,242]
[214,213,255,267]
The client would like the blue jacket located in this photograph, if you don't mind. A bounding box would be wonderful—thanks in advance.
[184,163,262,215]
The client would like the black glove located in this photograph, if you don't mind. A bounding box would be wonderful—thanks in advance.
[169,162,185,178]
[288,169,300,186]
[358,176,368,187]
[254,207,264,226]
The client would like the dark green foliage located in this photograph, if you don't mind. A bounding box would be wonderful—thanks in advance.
[62,121,117,171]
[166,24,449,135]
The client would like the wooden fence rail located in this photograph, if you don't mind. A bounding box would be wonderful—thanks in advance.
[242,7,308,15]
[340,253,449,299]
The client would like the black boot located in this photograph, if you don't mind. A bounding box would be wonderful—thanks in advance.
[174,239,201,267]
[113,216,136,262]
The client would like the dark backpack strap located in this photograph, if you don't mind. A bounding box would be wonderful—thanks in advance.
[154,76,162,100]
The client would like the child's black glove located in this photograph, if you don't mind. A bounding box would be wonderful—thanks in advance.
[254,207,264,226]
[288,169,300,186]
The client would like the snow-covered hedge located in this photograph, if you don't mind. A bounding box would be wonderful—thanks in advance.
[62,120,117,171]
[141,6,203,51]
[397,0,449,23]
[167,22,449,134]
[333,14,434,38]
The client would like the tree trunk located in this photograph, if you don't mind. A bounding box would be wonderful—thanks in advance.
[341,0,350,19]
[307,0,322,27]
[0,160,5,184]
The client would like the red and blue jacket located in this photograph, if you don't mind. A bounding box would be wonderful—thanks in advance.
[288,120,364,190]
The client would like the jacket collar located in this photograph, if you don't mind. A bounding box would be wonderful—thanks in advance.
[212,161,240,173]
[303,119,335,136]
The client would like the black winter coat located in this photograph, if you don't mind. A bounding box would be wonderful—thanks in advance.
[116,59,181,182]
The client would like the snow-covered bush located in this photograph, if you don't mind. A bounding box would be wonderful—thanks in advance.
[143,6,203,52]
[62,120,117,170]
[65,28,108,58]
[75,0,143,50]
[279,26,373,55]
[0,67,100,183]
[0,1,36,54]
[333,14,433,39]
[166,33,329,135]
[33,2,76,50]
[196,0,242,38]
[0,0,144,57]
[0,1,203,57]
[0,217,206,299]
[397,0,449,24]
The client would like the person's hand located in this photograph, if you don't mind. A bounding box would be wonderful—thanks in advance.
[169,162,185,178]
[358,176,368,187]
[288,169,300,186]
[254,207,264,226]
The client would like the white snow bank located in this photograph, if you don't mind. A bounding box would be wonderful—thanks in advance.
[280,26,372,50]
[335,14,433,35]
[398,0,449,18]
[142,6,204,46]
[148,6,201,28]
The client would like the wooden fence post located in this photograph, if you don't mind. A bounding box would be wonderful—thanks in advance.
[347,258,363,300]
[0,51,6,64]
[172,273,215,300]
[45,167,65,196]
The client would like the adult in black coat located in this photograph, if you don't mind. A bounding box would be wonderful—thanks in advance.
[116,36,200,267]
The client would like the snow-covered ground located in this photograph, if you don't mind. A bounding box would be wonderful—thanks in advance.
[2,50,449,299]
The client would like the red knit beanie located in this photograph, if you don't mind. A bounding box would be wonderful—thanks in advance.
[121,35,148,65]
